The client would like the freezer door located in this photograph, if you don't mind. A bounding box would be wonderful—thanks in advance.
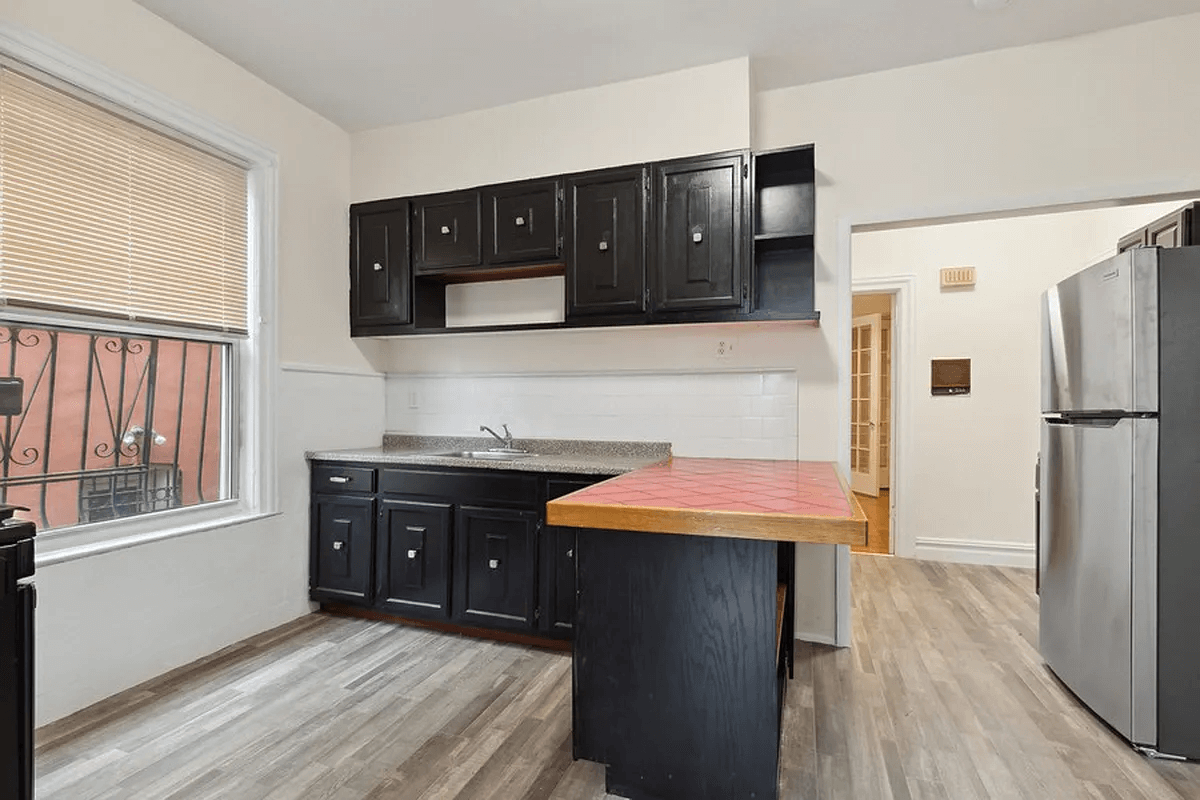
[1039,417,1139,741]
[1041,249,1158,414]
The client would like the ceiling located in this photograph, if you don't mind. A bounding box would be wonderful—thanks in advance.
[134,0,1200,132]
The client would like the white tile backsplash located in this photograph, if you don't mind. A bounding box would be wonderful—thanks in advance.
[384,370,798,459]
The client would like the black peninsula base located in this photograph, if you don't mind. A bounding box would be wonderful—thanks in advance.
[572,527,794,800]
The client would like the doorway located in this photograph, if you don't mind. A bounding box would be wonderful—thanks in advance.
[850,291,893,555]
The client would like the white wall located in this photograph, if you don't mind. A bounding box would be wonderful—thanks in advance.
[756,12,1200,565]
[854,200,1185,566]
[0,0,386,724]
[352,58,752,200]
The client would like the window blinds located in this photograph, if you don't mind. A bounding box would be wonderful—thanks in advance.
[0,67,249,334]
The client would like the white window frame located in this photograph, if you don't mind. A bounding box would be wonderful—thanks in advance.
[0,25,279,565]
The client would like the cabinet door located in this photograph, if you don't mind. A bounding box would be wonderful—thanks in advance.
[413,191,481,271]
[488,180,561,264]
[540,478,597,637]
[350,204,410,329]
[311,495,375,604]
[566,168,647,317]
[1148,210,1187,248]
[376,499,452,619]
[453,505,538,630]
[654,153,745,312]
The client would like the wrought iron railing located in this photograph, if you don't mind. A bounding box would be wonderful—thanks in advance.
[0,324,225,531]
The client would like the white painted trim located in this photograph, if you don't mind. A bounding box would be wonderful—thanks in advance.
[851,275,916,559]
[914,537,1036,569]
[381,366,800,379]
[36,510,281,568]
[794,629,838,647]
[282,362,385,379]
[0,25,282,533]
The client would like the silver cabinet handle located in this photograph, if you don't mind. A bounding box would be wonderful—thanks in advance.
[440,225,451,235]
[407,549,419,559]
[567,548,573,559]
[329,476,350,484]
[598,240,608,252]
[333,518,351,524]
[692,228,704,243]
[515,215,526,226]
[488,558,500,570]
[333,541,344,550]
[372,262,383,271]
[406,526,426,533]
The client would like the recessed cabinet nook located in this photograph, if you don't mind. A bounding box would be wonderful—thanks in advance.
[349,145,818,335]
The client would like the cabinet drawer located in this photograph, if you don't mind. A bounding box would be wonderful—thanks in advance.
[312,465,376,494]
[379,468,539,507]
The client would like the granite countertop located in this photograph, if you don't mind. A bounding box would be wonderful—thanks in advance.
[306,434,671,476]
[546,457,867,545]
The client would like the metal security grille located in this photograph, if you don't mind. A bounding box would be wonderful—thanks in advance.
[79,464,182,523]
[0,324,225,530]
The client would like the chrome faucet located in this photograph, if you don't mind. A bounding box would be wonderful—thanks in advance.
[480,424,514,450]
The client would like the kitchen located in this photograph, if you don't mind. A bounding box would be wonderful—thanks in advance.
[5,1,1200,798]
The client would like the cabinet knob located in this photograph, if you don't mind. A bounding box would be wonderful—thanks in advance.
[333,541,344,550]
[514,215,526,227]
[567,548,573,559]
[691,226,704,244]
[440,225,452,235]
[488,558,500,570]
[407,549,419,559]
[598,240,608,252]
[372,262,383,272]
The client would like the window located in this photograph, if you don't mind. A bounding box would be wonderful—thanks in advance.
[0,46,275,547]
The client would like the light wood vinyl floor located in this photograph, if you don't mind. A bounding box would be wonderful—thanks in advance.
[36,556,1200,799]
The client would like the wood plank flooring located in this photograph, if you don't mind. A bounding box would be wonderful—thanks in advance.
[852,489,890,555]
[36,555,1200,799]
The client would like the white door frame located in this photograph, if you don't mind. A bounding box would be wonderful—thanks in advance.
[851,276,915,559]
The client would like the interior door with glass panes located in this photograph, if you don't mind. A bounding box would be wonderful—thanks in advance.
[851,313,881,496]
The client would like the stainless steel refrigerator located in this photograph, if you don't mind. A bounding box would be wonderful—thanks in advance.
[1040,246,1200,760]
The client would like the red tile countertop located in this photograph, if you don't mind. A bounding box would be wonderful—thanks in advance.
[546,457,867,545]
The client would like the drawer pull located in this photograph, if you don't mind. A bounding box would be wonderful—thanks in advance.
[332,541,344,550]
[406,526,426,533]
[566,548,573,559]
[333,519,351,524]
[488,558,500,570]
[372,261,383,272]
[328,476,351,484]
[407,549,419,559]
[440,225,451,235]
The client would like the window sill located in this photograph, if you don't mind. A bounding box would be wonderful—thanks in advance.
[34,503,282,567]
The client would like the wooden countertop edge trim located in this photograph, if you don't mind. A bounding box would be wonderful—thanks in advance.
[545,502,867,545]
[835,465,870,528]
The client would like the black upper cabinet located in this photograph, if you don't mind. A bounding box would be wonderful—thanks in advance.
[751,146,816,318]
[413,191,482,272]
[311,495,375,603]
[453,505,539,631]
[376,499,452,619]
[350,201,410,331]
[653,153,746,312]
[488,180,562,264]
[566,167,647,317]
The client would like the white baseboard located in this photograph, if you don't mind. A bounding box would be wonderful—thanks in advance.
[914,537,1035,569]
[794,630,838,646]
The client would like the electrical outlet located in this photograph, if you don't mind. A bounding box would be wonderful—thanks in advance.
[408,390,420,409]
[716,338,736,359]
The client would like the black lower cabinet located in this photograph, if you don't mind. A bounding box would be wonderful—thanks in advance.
[376,499,452,619]
[453,505,539,631]
[540,478,591,638]
[311,495,375,603]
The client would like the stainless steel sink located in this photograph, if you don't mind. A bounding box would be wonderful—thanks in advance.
[437,450,535,460]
